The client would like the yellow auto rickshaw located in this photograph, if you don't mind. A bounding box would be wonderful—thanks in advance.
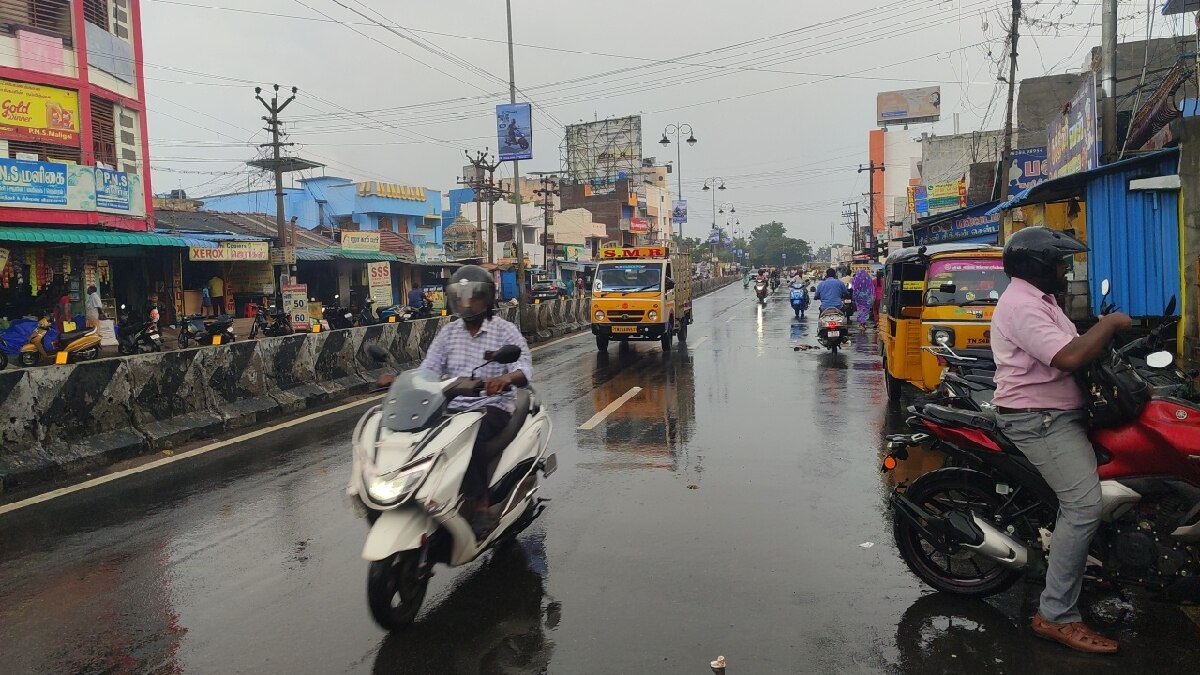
[879,243,1007,401]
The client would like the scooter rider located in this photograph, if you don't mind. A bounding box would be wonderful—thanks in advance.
[419,265,533,538]
[814,268,850,311]
[991,226,1130,654]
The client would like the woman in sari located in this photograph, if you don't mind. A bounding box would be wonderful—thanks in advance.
[851,268,875,331]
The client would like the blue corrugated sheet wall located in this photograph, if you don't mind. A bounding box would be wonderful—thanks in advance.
[1086,156,1180,318]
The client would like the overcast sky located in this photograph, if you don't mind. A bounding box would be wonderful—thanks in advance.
[140,0,1169,246]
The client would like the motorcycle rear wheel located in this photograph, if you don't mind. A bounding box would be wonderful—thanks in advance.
[893,469,1024,598]
[367,550,428,630]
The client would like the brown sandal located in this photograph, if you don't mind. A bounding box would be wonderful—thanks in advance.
[1031,613,1119,654]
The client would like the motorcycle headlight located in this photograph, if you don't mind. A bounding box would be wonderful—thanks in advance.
[648,310,658,321]
[366,456,435,506]
[930,327,955,347]
[594,310,605,321]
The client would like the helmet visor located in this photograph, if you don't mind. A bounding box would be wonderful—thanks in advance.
[447,280,492,318]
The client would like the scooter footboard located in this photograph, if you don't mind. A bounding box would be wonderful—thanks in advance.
[362,506,437,561]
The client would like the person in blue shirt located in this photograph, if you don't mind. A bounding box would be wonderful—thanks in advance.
[815,268,851,311]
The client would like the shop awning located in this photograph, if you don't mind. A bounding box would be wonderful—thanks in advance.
[294,247,397,262]
[0,227,216,248]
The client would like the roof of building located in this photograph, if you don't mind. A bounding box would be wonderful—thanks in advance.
[0,226,215,248]
[987,148,1179,215]
[155,210,337,248]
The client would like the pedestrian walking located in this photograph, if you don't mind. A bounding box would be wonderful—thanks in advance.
[851,269,874,331]
[85,285,104,328]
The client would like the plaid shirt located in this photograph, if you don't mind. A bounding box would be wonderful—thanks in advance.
[419,316,533,412]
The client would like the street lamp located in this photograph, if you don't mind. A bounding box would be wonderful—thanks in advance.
[660,122,697,239]
[701,177,727,230]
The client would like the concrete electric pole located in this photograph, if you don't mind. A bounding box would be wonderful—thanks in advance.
[997,0,1021,200]
[505,0,527,308]
[255,85,297,294]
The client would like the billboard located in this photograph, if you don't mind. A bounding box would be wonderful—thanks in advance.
[876,86,941,126]
[925,179,965,215]
[0,79,80,144]
[0,158,67,205]
[563,115,642,188]
[671,199,687,225]
[1047,75,1098,179]
[496,102,532,161]
[1006,147,1049,197]
[629,216,649,233]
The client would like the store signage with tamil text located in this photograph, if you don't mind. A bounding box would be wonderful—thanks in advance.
[94,167,131,210]
[629,216,649,233]
[342,231,380,251]
[1007,146,1049,197]
[356,182,426,201]
[282,284,310,331]
[0,79,80,144]
[367,261,392,306]
[188,241,270,261]
[915,211,1000,245]
[1047,75,1098,179]
[0,158,66,204]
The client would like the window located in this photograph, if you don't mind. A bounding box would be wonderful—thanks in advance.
[0,0,72,39]
[7,139,80,163]
[115,106,139,174]
[377,216,392,233]
[90,95,116,168]
[82,0,107,31]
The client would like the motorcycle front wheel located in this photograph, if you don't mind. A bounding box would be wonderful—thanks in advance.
[367,550,429,630]
[893,469,1025,598]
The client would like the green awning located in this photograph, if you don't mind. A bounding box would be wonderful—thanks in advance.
[335,249,398,262]
[0,227,206,248]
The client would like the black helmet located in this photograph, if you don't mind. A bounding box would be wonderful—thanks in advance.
[446,264,495,322]
[1003,227,1087,286]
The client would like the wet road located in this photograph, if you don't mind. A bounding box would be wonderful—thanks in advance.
[2,284,1198,674]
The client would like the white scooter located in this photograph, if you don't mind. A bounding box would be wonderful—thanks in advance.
[349,344,557,630]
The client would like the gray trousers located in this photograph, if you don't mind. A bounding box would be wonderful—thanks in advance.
[996,409,1102,624]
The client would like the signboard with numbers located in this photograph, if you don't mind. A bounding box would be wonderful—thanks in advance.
[282,283,310,331]
[366,261,392,307]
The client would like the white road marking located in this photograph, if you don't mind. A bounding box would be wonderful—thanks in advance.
[578,387,643,430]
[0,330,589,515]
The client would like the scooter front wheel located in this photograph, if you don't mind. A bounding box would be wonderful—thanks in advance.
[18,352,37,367]
[367,550,428,630]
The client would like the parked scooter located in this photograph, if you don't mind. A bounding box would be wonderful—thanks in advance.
[178,313,235,348]
[350,344,557,630]
[754,279,769,305]
[789,283,810,318]
[116,304,162,355]
[248,304,294,339]
[352,299,377,327]
[376,302,402,322]
[323,295,355,330]
[816,308,848,354]
[19,316,101,366]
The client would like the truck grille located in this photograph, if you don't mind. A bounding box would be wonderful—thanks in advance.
[609,310,645,322]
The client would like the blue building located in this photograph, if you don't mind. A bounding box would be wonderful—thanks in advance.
[201,176,446,256]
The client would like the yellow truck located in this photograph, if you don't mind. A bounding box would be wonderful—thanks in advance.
[590,245,692,351]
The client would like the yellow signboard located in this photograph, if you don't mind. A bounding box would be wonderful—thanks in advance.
[188,241,270,261]
[356,182,426,201]
[0,79,80,145]
[342,231,380,251]
[598,246,669,260]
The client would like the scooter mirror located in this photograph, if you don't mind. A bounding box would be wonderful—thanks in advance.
[365,345,390,363]
[1146,351,1174,369]
[491,344,523,364]
[1101,279,1111,297]
[1165,295,1177,317]
[120,304,126,310]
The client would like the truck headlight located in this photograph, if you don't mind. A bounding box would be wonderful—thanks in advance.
[929,327,955,347]
[648,310,658,321]
[366,457,434,506]
[594,310,605,321]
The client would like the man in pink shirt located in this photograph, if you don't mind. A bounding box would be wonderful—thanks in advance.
[991,227,1130,654]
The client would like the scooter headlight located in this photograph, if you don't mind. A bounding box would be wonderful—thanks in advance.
[366,456,435,506]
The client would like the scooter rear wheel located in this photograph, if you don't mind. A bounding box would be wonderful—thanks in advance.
[367,550,428,630]
[76,347,99,361]
[19,352,37,367]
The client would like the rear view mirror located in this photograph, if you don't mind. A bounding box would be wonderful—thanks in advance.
[492,344,522,364]
[1146,351,1174,369]
[1101,279,1111,296]
[366,345,389,363]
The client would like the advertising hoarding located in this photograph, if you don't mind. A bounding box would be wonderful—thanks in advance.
[671,199,687,225]
[1046,75,1098,179]
[563,115,642,188]
[0,79,80,144]
[0,158,66,205]
[876,86,941,126]
[496,102,533,161]
[629,216,649,233]
[366,261,392,307]
[925,179,965,215]
[1006,146,1049,197]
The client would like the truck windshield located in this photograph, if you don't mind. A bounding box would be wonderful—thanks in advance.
[925,258,1009,306]
[596,263,662,292]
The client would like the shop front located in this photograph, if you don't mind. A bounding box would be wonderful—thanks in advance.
[183,239,273,317]
[912,203,1002,247]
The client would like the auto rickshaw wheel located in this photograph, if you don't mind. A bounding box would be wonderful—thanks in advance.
[884,358,903,402]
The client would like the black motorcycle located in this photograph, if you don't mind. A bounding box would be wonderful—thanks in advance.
[249,305,294,339]
[179,313,235,348]
[116,304,162,355]
[323,295,355,330]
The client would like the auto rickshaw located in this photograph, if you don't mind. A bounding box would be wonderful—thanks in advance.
[879,243,1007,401]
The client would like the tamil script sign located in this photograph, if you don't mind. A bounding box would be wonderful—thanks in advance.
[496,102,533,161]
[341,231,380,251]
[366,261,392,307]
[926,179,965,215]
[1047,75,1099,179]
[0,78,80,144]
[671,199,687,225]
[282,283,310,331]
[877,86,941,126]
[0,158,67,205]
[94,167,131,210]
[188,241,270,261]
[629,216,650,233]
[914,207,1000,245]
[1006,146,1049,197]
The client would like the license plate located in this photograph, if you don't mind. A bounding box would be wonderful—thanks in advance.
[344,313,353,319]
[212,335,222,345]
[827,330,840,337]
[611,325,638,334]
[151,334,161,341]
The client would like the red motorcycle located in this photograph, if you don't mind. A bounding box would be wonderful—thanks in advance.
[883,293,1200,602]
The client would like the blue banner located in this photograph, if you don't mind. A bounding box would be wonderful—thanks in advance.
[496,102,533,161]
[914,204,1000,245]
[0,158,67,205]
[1007,146,1048,197]
[95,167,131,210]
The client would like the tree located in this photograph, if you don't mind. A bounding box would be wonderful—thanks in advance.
[746,221,813,266]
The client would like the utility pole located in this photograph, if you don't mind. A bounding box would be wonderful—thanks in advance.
[997,0,1020,199]
[1101,0,1117,162]
[255,84,297,293]
[504,0,527,308]
[464,150,500,261]
[531,173,560,275]
[857,161,884,257]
